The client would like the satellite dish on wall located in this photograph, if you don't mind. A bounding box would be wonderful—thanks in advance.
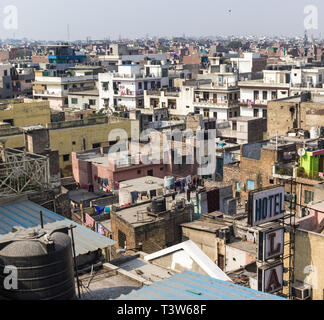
[298,148,306,157]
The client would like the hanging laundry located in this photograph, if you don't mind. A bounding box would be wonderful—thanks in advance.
[85,214,95,228]
[104,206,111,214]
[131,191,139,203]
[103,178,109,186]
[95,206,105,215]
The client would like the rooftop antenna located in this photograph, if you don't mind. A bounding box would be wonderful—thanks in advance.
[67,24,70,42]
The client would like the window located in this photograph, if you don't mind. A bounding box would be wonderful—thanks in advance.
[147,169,153,176]
[71,98,78,104]
[271,91,277,100]
[72,141,76,145]
[137,170,142,174]
[186,105,190,109]
[269,179,274,184]
[263,109,267,118]
[89,99,96,106]
[304,190,314,204]
[92,143,100,149]
[263,91,267,100]
[63,154,70,162]
[236,182,241,191]
[64,85,68,90]
[254,109,258,117]
[247,180,255,190]
[253,90,259,101]
[3,119,14,126]
[160,167,164,171]
[232,122,237,131]
[4,70,7,76]
[203,109,209,118]
[138,82,142,90]
[213,112,217,119]
[118,230,126,248]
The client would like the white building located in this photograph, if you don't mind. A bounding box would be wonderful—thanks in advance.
[290,67,324,89]
[238,69,290,118]
[33,71,97,110]
[98,60,170,111]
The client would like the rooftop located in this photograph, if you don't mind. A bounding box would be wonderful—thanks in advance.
[116,270,286,300]
[0,200,116,257]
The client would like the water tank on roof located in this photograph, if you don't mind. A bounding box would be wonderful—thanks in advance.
[0,226,75,300]
[152,197,166,213]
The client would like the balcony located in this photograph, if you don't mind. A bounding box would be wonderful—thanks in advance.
[273,164,296,180]
[296,167,324,184]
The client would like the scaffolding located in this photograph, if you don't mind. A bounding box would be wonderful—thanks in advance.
[0,147,50,199]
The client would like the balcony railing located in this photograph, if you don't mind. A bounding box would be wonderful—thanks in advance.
[273,164,295,179]
[296,167,324,181]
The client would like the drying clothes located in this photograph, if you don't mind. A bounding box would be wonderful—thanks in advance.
[89,185,94,193]
[85,214,95,228]
[131,191,139,203]
[186,176,192,184]
[104,206,111,213]
[98,177,102,185]
[103,179,109,186]
[95,206,105,215]
[97,223,106,236]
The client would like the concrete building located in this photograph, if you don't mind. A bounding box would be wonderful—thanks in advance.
[181,213,256,273]
[98,60,170,111]
[0,63,14,99]
[0,98,51,127]
[238,69,291,119]
[33,71,97,110]
[0,114,136,177]
[110,197,194,254]
[267,93,324,138]
[294,200,324,300]
[68,89,99,111]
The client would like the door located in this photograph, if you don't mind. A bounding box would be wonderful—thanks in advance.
[218,254,225,271]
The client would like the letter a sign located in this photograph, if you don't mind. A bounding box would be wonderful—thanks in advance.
[258,263,283,294]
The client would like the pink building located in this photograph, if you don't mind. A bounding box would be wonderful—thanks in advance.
[72,148,169,192]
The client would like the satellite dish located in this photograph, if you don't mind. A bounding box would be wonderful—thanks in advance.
[298,148,306,157]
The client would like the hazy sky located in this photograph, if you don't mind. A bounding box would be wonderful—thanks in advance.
[0,0,323,40]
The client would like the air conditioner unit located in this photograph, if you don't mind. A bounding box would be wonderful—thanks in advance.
[291,282,312,300]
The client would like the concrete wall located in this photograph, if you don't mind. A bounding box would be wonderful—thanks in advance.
[0,100,51,127]
[295,229,324,300]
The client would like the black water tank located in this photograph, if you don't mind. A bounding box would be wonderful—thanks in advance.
[0,226,76,300]
[152,197,166,213]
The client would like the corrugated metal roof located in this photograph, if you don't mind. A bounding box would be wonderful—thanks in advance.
[116,270,287,300]
[0,200,116,256]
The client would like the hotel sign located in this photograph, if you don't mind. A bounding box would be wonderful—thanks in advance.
[258,227,284,261]
[248,186,285,226]
[258,263,284,294]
